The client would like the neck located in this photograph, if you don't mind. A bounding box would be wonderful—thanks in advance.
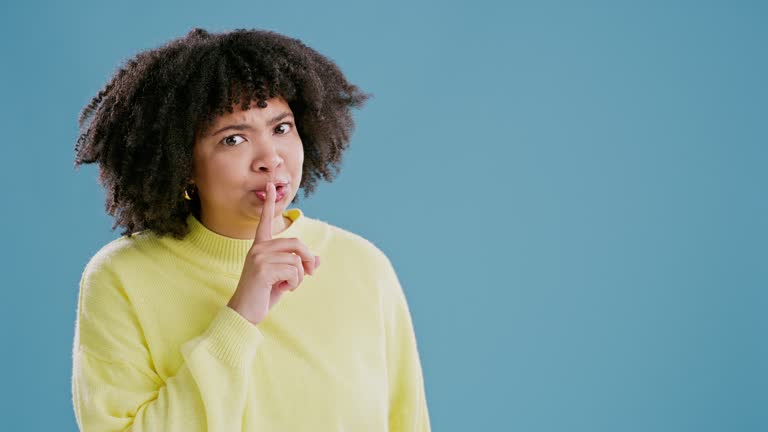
[178,208,304,276]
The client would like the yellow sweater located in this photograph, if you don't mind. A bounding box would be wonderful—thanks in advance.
[71,208,430,431]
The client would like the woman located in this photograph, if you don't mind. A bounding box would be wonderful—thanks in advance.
[71,28,430,431]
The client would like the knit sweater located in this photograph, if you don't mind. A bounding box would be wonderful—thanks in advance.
[71,208,430,431]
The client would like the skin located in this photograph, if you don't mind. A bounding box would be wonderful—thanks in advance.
[191,95,304,239]
[228,182,320,324]
[191,95,320,324]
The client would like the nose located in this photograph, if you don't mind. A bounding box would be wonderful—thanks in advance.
[251,142,283,173]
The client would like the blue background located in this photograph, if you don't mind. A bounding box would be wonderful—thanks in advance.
[1,1,766,430]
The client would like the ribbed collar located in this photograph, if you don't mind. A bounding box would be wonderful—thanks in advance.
[169,208,307,276]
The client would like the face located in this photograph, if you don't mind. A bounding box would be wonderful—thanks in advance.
[192,95,303,237]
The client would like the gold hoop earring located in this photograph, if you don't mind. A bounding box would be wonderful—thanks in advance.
[183,185,194,201]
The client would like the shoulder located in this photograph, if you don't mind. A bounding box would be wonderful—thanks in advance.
[302,215,396,275]
[303,215,390,259]
[79,230,160,285]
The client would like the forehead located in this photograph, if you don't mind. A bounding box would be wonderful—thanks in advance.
[201,95,293,134]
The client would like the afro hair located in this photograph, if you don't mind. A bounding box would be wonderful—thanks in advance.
[74,27,371,239]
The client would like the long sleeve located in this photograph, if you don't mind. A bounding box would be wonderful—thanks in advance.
[380,256,431,432]
[72,262,263,431]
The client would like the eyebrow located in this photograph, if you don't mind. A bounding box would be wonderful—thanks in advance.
[208,112,294,137]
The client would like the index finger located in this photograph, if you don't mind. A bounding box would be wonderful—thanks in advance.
[254,182,275,242]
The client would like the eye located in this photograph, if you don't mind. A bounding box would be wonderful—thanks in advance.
[221,134,246,146]
[275,122,293,135]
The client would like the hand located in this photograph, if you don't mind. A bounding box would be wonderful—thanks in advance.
[227,182,321,325]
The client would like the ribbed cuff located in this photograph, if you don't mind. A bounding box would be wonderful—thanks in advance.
[200,306,265,368]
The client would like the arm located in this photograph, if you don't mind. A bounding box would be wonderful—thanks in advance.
[379,256,432,431]
[72,263,262,431]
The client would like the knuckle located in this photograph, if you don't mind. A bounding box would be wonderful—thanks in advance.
[293,266,303,281]
[250,254,264,266]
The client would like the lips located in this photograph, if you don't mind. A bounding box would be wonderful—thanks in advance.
[253,183,288,202]
[253,181,288,191]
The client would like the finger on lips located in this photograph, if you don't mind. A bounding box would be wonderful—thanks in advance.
[255,181,321,276]
[255,182,275,242]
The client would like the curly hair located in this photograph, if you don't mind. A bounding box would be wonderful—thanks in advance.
[74,27,371,239]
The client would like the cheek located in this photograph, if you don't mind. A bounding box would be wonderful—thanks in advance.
[293,148,304,180]
[285,142,303,188]
[293,140,304,167]
[197,156,244,193]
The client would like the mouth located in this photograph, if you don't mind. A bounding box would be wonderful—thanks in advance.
[253,183,288,202]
